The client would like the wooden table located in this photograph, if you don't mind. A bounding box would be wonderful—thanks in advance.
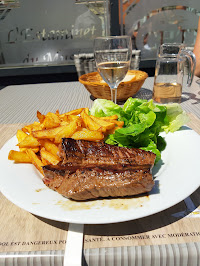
[0,76,200,265]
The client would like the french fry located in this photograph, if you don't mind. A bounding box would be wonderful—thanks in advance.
[22,122,42,134]
[59,108,84,117]
[41,112,61,129]
[106,126,122,135]
[21,126,30,134]
[40,148,60,165]
[113,120,124,127]
[41,157,49,165]
[8,150,32,163]
[16,129,28,143]
[39,139,60,159]
[54,120,79,143]
[72,128,104,141]
[61,114,81,124]
[26,149,44,175]
[84,107,89,115]
[60,115,84,127]
[60,115,70,123]
[90,115,116,131]
[99,115,119,120]
[70,115,83,126]
[55,109,60,116]
[37,111,46,123]
[19,147,40,153]
[32,126,65,139]
[60,121,69,126]
[103,119,124,127]
[17,135,40,148]
[80,110,103,132]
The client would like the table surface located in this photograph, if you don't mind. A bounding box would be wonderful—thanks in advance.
[0,76,200,266]
[0,76,200,124]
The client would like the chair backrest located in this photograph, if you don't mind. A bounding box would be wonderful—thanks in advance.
[74,50,141,77]
[130,50,141,70]
[74,53,97,78]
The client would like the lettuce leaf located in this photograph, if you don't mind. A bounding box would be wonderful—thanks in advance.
[139,140,161,164]
[90,99,124,118]
[161,103,190,133]
[91,98,188,163]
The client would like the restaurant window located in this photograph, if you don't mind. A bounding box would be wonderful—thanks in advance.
[119,0,200,68]
[0,0,200,75]
[0,0,109,72]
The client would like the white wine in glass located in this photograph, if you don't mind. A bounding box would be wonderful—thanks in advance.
[94,36,132,103]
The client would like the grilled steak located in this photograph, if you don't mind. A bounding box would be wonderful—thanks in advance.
[59,138,156,170]
[43,165,154,201]
[42,138,156,201]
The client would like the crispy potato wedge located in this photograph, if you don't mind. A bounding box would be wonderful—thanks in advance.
[90,115,116,131]
[17,135,40,148]
[22,122,42,134]
[99,115,119,120]
[55,109,60,116]
[26,149,44,175]
[80,110,103,131]
[40,148,60,165]
[105,126,122,135]
[61,115,83,126]
[32,126,65,139]
[19,147,40,153]
[59,108,84,118]
[84,107,89,115]
[103,119,124,127]
[54,120,79,143]
[41,112,61,129]
[72,128,104,141]
[41,157,49,165]
[8,150,32,163]
[60,121,69,126]
[39,139,60,159]
[16,129,28,143]
[37,111,46,123]
[60,115,71,123]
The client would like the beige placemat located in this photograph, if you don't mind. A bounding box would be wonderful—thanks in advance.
[0,114,200,252]
[0,124,25,149]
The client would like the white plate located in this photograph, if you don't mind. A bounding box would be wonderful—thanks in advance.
[0,127,200,224]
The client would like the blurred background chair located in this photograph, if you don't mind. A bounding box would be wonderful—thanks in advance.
[74,53,96,78]
[130,49,141,70]
[74,50,141,77]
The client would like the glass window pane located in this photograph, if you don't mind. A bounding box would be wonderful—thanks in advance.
[0,0,109,68]
[120,0,200,67]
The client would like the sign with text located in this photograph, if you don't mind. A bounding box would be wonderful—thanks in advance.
[0,0,106,67]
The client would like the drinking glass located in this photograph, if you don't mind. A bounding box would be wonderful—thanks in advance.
[94,36,132,103]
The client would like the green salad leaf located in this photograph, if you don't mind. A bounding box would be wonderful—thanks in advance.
[89,98,124,119]
[90,98,189,163]
[161,103,190,133]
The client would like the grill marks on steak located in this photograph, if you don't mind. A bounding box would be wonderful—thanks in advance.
[59,138,156,171]
[42,138,156,201]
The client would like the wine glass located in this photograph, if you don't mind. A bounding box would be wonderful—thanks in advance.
[94,36,132,103]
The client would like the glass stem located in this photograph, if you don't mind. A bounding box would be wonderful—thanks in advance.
[110,87,117,104]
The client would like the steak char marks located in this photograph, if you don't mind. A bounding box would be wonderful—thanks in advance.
[59,138,155,170]
[43,138,156,201]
